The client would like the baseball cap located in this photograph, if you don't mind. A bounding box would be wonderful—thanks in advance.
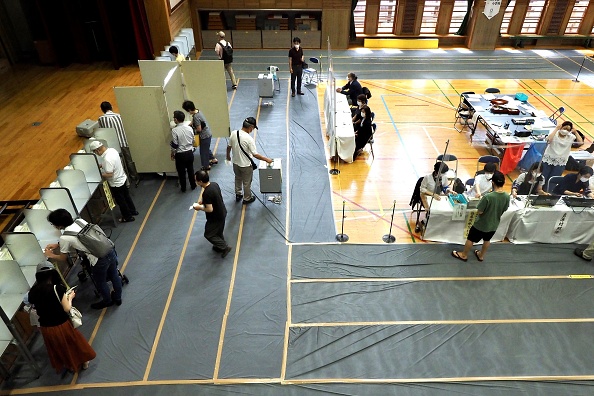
[36,261,55,273]
[89,141,103,151]
[244,117,258,130]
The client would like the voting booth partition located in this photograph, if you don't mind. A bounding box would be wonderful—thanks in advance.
[115,60,231,173]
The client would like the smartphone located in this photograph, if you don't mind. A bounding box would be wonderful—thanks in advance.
[66,285,78,294]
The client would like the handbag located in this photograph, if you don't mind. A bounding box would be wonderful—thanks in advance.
[236,130,258,170]
[54,285,83,328]
[193,135,200,148]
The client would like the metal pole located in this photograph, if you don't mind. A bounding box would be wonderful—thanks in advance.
[336,200,349,242]
[573,56,587,83]
[382,200,397,243]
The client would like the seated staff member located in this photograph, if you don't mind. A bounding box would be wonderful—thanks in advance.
[552,166,594,198]
[351,94,368,121]
[353,105,373,160]
[511,162,548,197]
[467,162,496,199]
[336,72,363,105]
[420,161,451,210]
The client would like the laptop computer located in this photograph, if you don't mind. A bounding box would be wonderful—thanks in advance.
[527,194,561,207]
[562,196,594,208]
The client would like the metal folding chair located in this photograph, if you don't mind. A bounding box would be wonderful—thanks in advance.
[366,123,377,160]
[546,176,564,193]
[549,107,565,125]
[484,88,500,94]
[477,155,501,173]
[454,92,475,132]
[437,154,458,178]
[302,57,320,86]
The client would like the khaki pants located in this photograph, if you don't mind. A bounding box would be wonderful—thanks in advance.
[233,163,253,201]
[225,63,237,86]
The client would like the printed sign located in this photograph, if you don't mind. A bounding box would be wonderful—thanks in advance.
[484,0,502,19]
[103,181,116,210]
[464,210,478,239]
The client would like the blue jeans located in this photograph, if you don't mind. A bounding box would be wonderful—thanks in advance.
[541,162,565,191]
[91,249,122,303]
[199,136,213,169]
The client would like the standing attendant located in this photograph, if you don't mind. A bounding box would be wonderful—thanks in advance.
[541,121,583,188]
[27,263,96,373]
[97,101,139,185]
[215,31,237,89]
[452,171,509,262]
[192,170,232,258]
[170,110,197,192]
[288,37,304,97]
[182,100,217,171]
[226,117,273,204]
[90,141,138,222]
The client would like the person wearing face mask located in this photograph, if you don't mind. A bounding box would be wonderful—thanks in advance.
[336,72,363,105]
[468,162,497,199]
[288,37,304,97]
[353,105,373,159]
[551,166,594,197]
[511,162,548,197]
[541,121,583,189]
[352,94,368,125]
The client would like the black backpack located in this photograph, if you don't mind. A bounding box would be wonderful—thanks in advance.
[220,42,233,64]
[362,86,372,99]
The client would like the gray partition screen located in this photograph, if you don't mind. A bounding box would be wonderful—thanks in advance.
[114,86,176,173]
[181,60,230,138]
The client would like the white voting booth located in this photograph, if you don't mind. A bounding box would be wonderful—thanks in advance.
[114,60,230,173]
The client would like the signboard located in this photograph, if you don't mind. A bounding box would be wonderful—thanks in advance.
[483,0,502,20]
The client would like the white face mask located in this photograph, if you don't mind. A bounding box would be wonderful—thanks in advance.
[361,112,366,118]
[294,44,300,49]
[559,130,569,136]
[532,172,541,178]
[580,176,590,183]
[357,101,363,106]
[485,173,493,180]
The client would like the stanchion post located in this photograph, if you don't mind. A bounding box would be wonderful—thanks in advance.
[573,56,587,83]
[336,200,349,242]
[329,137,340,175]
[382,200,397,243]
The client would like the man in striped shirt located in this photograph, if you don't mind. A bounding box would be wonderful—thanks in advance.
[98,102,139,185]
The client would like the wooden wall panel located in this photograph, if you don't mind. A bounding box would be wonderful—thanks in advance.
[436,0,454,35]
[465,0,506,49]
[365,4,380,35]
[144,0,172,57]
[170,0,192,37]
[508,0,529,35]
[322,8,350,49]
[578,0,594,35]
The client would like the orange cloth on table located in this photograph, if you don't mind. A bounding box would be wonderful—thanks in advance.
[500,143,524,174]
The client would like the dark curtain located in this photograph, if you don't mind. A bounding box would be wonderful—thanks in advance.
[455,0,474,36]
[128,0,153,59]
[350,0,358,42]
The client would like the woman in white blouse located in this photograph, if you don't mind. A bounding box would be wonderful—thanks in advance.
[541,121,583,190]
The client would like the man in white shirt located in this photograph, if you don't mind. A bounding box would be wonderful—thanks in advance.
[170,110,197,192]
[97,101,139,185]
[215,31,237,89]
[226,117,273,204]
[90,141,138,222]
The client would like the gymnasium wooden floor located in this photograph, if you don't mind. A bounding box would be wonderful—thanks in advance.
[1,59,593,244]
[321,78,594,243]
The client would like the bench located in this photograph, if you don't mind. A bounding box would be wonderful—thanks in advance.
[508,34,592,48]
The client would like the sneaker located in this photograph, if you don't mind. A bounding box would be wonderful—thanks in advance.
[91,300,114,310]
[131,211,139,216]
[212,246,224,253]
[221,246,232,258]
[235,194,243,202]
[574,248,592,261]
[110,291,122,306]
[232,85,237,90]
[243,196,256,204]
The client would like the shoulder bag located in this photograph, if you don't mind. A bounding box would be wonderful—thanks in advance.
[236,130,258,170]
[54,285,83,328]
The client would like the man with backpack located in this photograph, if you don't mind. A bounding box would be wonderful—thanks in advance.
[215,31,237,89]
[44,209,123,310]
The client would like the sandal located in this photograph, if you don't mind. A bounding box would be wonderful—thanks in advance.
[209,159,218,165]
[474,250,484,262]
[82,361,90,370]
[118,217,135,223]
[451,250,467,262]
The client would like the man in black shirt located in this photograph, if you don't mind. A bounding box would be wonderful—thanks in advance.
[192,170,232,258]
[288,37,304,97]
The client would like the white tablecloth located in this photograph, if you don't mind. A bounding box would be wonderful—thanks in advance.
[423,196,594,244]
[423,198,519,245]
[326,92,355,163]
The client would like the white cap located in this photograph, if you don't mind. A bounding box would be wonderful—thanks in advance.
[89,141,103,151]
